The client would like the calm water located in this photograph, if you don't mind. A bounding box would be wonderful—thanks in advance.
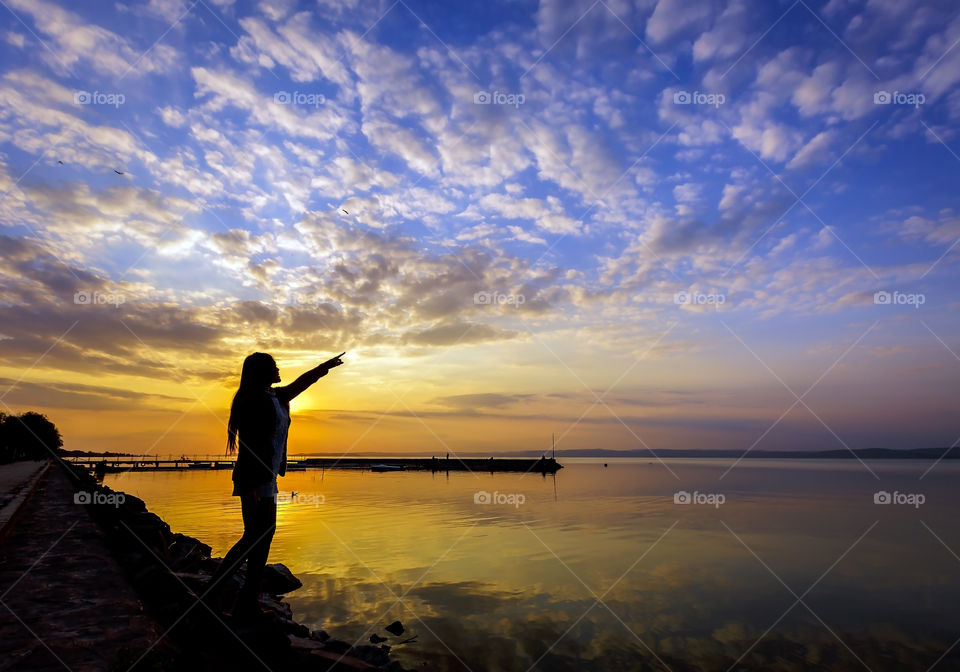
[105,459,960,671]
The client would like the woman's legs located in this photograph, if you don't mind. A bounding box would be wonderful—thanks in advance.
[234,496,276,608]
[204,494,277,609]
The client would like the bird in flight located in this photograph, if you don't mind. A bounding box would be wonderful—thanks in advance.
[113,169,125,175]
[57,160,63,165]
[341,208,349,214]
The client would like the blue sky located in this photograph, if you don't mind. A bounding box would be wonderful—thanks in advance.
[0,0,959,456]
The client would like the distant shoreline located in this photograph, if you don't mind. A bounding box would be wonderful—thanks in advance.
[60,447,957,460]
[560,447,958,459]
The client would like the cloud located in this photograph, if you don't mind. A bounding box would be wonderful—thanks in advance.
[896,213,960,248]
[787,129,838,170]
[401,321,518,347]
[431,393,532,409]
[0,377,192,410]
[5,0,178,77]
[231,14,352,87]
[646,0,714,44]
[191,66,351,143]
[361,116,438,178]
[693,0,750,62]
[158,105,187,127]
[732,106,804,162]
[478,193,581,235]
[0,70,157,173]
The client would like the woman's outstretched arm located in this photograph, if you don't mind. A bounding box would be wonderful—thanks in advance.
[275,354,344,403]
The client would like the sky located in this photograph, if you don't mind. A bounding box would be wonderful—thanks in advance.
[0,0,958,457]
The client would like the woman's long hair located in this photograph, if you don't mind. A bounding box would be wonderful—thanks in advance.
[227,352,276,454]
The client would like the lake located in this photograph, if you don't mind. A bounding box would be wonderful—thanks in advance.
[105,458,960,671]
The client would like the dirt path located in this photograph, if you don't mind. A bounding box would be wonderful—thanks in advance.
[0,466,171,671]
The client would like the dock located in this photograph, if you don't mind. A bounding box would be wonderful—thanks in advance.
[62,455,564,474]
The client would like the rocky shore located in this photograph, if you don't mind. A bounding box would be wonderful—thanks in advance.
[3,460,416,671]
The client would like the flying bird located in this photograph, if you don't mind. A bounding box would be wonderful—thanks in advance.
[114,169,125,175]
[341,208,349,214]
[57,160,63,165]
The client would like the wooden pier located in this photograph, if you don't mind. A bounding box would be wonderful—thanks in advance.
[62,455,563,474]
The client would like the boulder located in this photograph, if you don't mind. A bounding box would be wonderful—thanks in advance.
[261,562,302,594]
[167,534,212,571]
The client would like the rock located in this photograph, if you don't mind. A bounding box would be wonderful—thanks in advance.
[167,533,212,571]
[198,556,224,577]
[228,618,292,652]
[261,563,302,594]
[121,511,172,552]
[385,620,404,636]
[310,629,330,642]
[172,571,208,593]
[288,634,326,651]
[309,648,378,670]
[277,617,309,638]
[370,634,387,644]
[260,595,292,620]
[120,493,148,513]
[351,644,391,667]
[321,638,352,654]
[131,564,183,603]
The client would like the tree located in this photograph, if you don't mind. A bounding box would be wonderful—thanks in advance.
[0,412,63,462]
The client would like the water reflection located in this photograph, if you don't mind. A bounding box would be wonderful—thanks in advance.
[106,459,960,671]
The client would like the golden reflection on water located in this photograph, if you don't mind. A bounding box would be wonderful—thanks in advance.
[106,460,960,671]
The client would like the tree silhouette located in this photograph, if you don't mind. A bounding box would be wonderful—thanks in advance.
[0,411,62,462]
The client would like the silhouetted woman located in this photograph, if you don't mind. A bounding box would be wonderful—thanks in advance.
[204,351,344,619]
